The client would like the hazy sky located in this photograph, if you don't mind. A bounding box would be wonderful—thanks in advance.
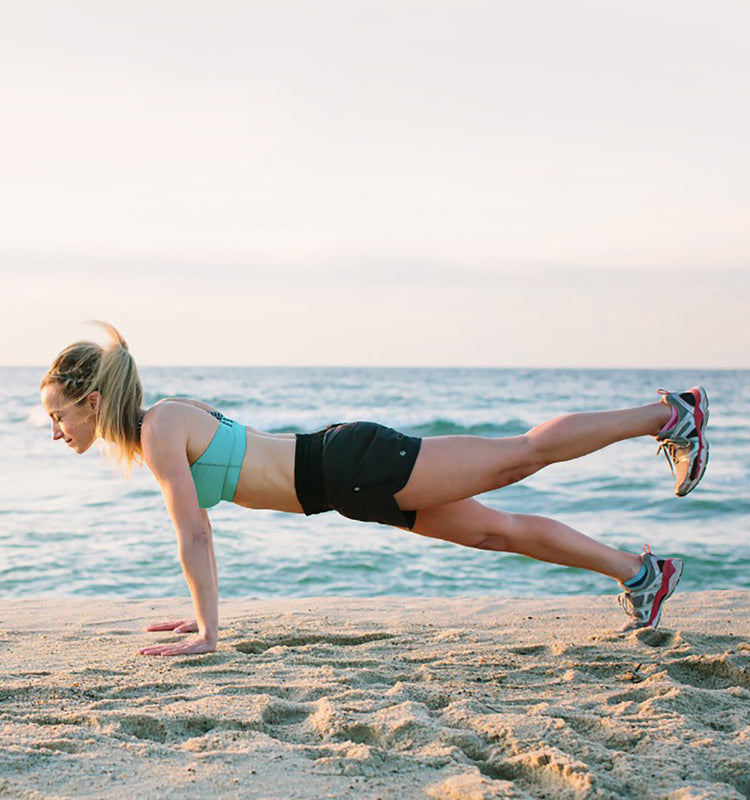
[2,0,748,367]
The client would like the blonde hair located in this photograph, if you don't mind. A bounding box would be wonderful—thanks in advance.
[40,322,144,470]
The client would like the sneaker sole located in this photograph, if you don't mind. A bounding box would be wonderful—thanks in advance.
[676,386,709,496]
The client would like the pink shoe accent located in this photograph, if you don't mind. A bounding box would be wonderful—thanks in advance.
[691,390,706,442]
[649,560,676,625]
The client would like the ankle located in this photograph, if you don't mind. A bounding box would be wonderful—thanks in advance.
[622,562,648,588]
[616,553,644,584]
[654,402,676,437]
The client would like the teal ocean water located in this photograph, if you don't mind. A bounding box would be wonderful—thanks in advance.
[1,367,748,600]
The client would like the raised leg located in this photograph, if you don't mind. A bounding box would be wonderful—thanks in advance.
[395,402,671,511]
[411,498,642,583]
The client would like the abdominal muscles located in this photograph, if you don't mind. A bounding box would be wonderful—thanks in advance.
[232,431,303,513]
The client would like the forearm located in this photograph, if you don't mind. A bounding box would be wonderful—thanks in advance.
[207,527,218,590]
[178,534,219,644]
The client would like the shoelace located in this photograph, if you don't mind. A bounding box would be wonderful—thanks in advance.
[617,593,637,615]
[656,437,690,474]
[618,584,651,620]
[618,544,653,617]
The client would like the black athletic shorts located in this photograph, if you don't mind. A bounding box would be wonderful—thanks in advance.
[294,421,422,529]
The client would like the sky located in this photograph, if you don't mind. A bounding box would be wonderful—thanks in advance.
[2,0,749,368]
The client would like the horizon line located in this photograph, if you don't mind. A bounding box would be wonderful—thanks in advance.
[5,363,747,372]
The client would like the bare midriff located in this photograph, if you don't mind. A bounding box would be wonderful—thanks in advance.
[231,428,303,513]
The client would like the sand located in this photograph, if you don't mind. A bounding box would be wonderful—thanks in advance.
[0,590,748,800]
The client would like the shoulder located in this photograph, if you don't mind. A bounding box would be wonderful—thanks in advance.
[140,402,192,472]
[142,400,191,438]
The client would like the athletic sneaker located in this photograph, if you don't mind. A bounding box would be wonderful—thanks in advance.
[656,386,709,497]
[618,545,683,632]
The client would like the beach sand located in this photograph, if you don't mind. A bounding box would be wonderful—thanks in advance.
[1,591,748,800]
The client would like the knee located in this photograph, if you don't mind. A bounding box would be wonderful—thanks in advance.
[498,435,547,487]
[498,511,524,549]
[472,511,520,552]
[521,432,553,470]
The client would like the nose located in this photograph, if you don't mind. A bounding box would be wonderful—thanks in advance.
[51,422,64,441]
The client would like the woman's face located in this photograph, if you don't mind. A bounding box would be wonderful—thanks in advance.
[40,382,99,454]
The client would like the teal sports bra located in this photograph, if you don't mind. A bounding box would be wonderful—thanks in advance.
[189,411,247,508]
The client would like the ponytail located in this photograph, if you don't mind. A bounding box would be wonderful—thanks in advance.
[41,322,144,470]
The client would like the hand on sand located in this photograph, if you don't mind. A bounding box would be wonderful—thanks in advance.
[146,619,199,633]
[139,637,216,657]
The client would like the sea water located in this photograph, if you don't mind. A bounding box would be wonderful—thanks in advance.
[1,367,748,600]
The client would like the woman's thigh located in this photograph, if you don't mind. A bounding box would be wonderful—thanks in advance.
[395,434,544,511]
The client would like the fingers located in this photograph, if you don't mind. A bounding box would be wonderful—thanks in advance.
[138,645,174,656]
[138,638,215,657]
[177,621,199,633]
[139,645,185,656]
[138,644,211,656]
[145,620,185,631]
[145,619,198,633]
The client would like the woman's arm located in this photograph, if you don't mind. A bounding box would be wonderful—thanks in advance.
[143,508,217,636]
[202,509,218,591]
[139,409,219,656]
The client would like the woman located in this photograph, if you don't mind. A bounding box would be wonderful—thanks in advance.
[40,323,709,656]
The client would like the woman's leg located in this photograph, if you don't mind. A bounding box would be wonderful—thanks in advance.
[411,498,642,583]
[395,401,672,511]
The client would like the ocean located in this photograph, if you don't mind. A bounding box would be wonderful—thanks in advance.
[2,366,748,601]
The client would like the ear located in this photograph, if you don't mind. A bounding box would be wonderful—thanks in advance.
[88,391,101,413]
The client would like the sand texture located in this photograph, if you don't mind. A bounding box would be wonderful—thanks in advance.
[1,591,749,799]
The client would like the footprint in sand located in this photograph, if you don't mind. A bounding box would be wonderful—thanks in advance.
[666,654,750,691]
